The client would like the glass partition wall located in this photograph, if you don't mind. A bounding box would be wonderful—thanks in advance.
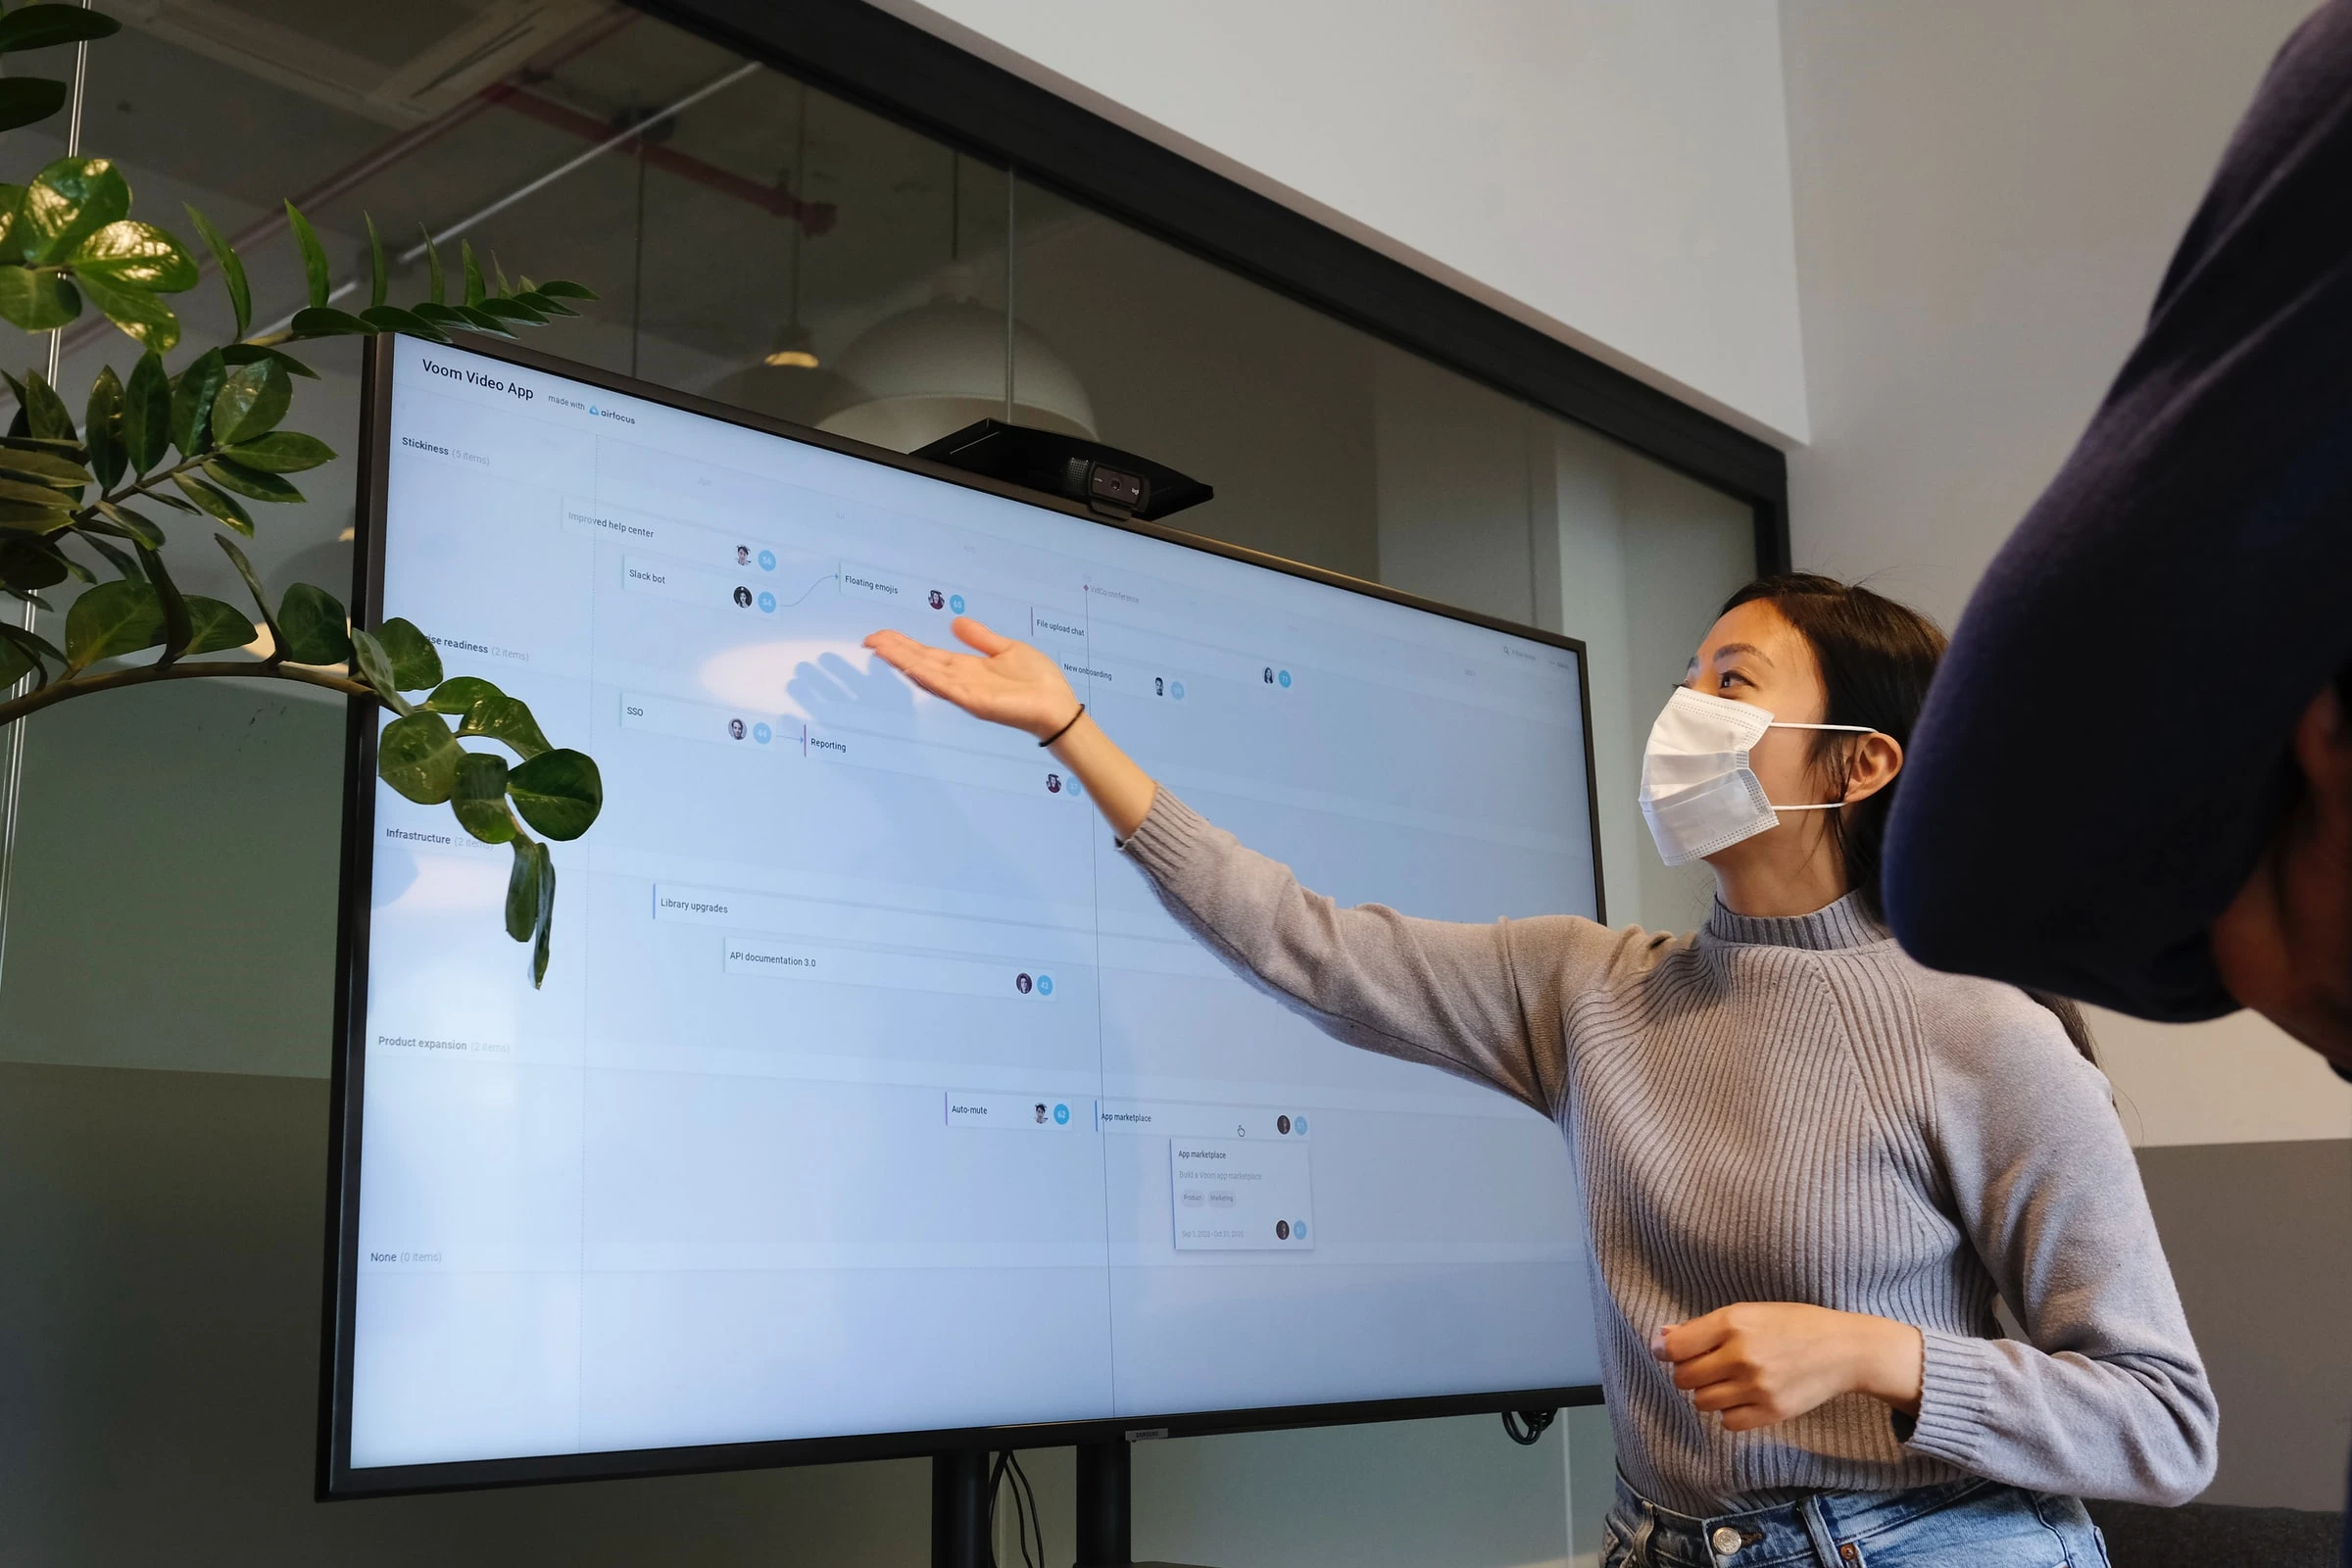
[0,6,1754,1560]
[0,5,1750,1080]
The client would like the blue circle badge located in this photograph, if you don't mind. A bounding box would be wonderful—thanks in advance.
[1278,669,1292,688]
[1053,1102,1069,1125]
[950,593,965,613]
[1036,974,1054,996]
[758,590,776,612]
[758,549,776,571]
[753,722,771,745]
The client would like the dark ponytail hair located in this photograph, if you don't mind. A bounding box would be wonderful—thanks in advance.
[1720,573,2098,1063]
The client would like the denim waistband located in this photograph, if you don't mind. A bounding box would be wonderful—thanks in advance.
[1606,1473,2001,1567]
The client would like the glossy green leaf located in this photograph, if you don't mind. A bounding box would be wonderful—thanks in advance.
[0,629,31,690]
[285,200,329,311]
[183,204,249,341]
[18,371,74,442]
[451,752,516,844]
[200,456,301,504]
[0,5,123,52]
[0,474,70,507]
[181,595,257,656]
[349,625,414,715]
[0,616,63,668]
[514,289,576,318]
[69,220,196,291]
[0,265,77,330]
[376,616,442,690]
[410,302,471,332]
[0,499,72,532]
[504,836,541,942]
[19,158,127,264]
[419,226,444,306]
[531,844,555,986]
[377,710,461,804]
[171,473,253,535]
[72,270,179,352]
[357,304,450,343]
[453,691,550,760]
[0,447,87,487]
[276,581,351,665]
[138,543,193,659]
[122,350,169,471]
[89,502,165,547]
[167,347,224,456]
[420,674,500,714]
[210,358,289,446]
[507,748,602,841]
[533,279,596,301]
[285,306,371,338]
[492,254,512,298]
[219,430,331,472]
[212,533,283,652]
[0,185,24,266]
[220,343,317,379]
[83,365,123,488]
[461,240,484,308]
[449,304,514,338]
[0,531,68,592]
[62,575,164,670]
[362,211,386,311]
[79,532,139,580]
[472,295,546,325]
[0,77,67,134]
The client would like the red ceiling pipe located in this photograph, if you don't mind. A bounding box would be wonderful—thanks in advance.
[480,80,837,237]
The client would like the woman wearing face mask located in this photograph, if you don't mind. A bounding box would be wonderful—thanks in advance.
[866,573,2214,1567]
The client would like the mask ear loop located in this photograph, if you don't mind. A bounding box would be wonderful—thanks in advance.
[1759,721,1882,810]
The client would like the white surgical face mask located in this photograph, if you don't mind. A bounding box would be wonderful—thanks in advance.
[1639,685,1880,867]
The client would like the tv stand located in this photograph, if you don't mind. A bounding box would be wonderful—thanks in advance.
[930,1443,1212,1568]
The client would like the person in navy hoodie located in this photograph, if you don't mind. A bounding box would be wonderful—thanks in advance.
[1884,0,2352,1550]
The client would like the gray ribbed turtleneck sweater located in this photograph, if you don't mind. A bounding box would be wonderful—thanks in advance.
[1119,793,2217,1512]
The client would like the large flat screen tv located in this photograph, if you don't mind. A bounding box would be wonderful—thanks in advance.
[320,334,1605,1495]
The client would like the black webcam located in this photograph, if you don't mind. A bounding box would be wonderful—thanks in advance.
[912,419,1213,522]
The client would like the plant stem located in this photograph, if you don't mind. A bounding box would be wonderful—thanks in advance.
[0,659,370,727]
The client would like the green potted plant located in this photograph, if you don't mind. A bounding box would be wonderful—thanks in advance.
[0,2,605,983]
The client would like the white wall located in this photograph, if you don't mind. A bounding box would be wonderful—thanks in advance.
[1778,0,2351,1152]
[865,0,1811,446]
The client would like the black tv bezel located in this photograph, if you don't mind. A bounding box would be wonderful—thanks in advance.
[319,330,1608,1500]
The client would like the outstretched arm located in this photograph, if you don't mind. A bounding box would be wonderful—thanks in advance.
[864,617,1637,1114]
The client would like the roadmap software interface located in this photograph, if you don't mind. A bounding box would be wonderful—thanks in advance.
[353,341,1600,1469]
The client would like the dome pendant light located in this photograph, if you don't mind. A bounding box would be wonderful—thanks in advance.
[817,153,1093,453]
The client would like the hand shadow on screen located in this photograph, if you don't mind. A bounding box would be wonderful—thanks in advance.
[784,649,1056,909]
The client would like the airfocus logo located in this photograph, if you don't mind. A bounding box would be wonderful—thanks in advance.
[419,357,535,403]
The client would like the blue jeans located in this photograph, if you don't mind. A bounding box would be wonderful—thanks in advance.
[1602,1473,2109,1567]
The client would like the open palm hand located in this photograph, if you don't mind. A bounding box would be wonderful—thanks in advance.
[863,617,1079,740]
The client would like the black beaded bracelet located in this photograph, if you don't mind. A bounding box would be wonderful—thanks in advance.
[1037,703,1086,748]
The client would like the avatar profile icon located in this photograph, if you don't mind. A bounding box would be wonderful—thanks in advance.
[728,718,746,740]
[928,589,946,610]
[1263,665,1274,683]
[1035,1102,1048,1124]
[1275,1220,1292,1241]
[1046,772,1062,794]
[735,545,751,565]
[1277,1115,1292,1135]
[1154,676,1164,696]
[732,585,754,609]
[1015,972,1034,995]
